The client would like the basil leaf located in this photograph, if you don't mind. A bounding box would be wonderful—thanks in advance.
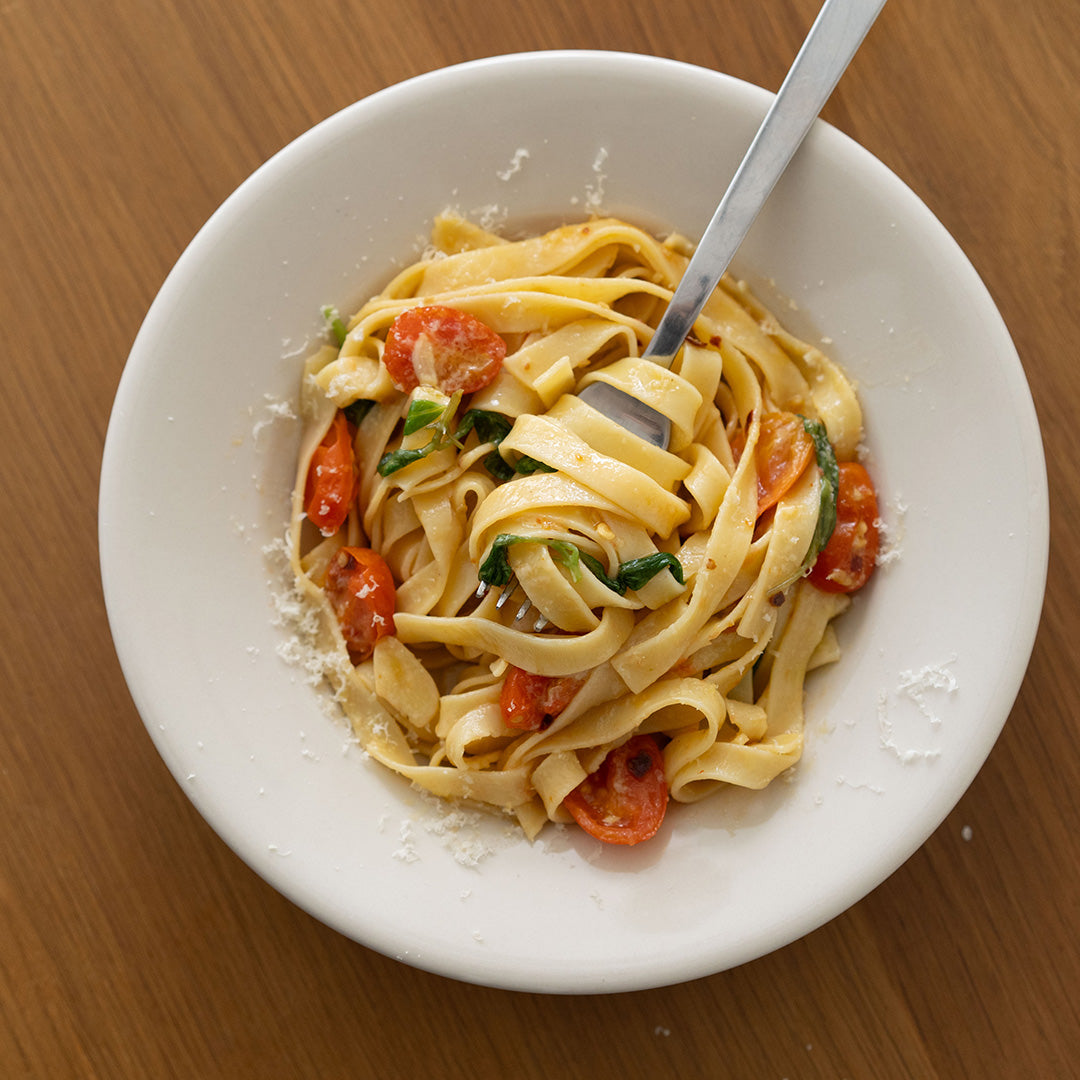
[515,455,557,475]
[434,389,464,445]
[617,552,686,591]
[380,392,463,475]
[579,551,625,594]
[479,537,686,597]
[477,534,521,586]
[377,445,432,476]
[403,398,446,436]
[477,534,582,587]
[452,410,556,477]
[455,409,513,445]
[321,304,348,347]
[800,416,839,568]
[545,540,582,582]
[343,399,375,426]
[483,450,516,482]
[581,551,685,595]
[455,409,516,480]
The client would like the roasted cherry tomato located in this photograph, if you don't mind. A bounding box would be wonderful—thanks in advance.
[500,667,585,732]
[304,411,356,536]
[382,304,505,395]
[324,546,396,662]
[730,411,815,516]
[563,734,669,845]
[808,460,880,593]
[753,411,815,515]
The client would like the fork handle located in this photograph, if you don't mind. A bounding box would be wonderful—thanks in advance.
[644,0,887,366]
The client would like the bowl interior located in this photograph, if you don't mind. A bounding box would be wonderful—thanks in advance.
[99,51,1048,992]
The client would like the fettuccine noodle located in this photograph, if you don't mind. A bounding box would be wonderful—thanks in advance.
[285,214,868,842]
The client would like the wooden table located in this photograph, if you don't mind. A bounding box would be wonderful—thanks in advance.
[2,1,1076,1075]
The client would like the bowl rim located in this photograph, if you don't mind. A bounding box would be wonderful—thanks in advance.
[100,49,1049,993]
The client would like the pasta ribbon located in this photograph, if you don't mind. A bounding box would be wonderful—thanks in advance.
[285,213,869,842]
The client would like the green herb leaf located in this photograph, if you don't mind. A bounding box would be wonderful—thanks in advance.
[377,445,432,476]
[343,399,375,426]
[483,451,516,482]
[455,409,517,480]
[616,552,686,591]
[378,392,462,476]
[455,409,513,445]
[800,416,839,569]
[452,410,557,477]
[321,304,348,347]
[579,551,685,595]
[403,397,446,436]
[479,536,686,597]
[477,534,582,588]
[578,551,625,594]
[545,540,582,581]
[433,389,464,446]
[477,534,522,587]
[515,455,557,475]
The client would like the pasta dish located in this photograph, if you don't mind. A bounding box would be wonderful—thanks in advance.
[286,214,879,845]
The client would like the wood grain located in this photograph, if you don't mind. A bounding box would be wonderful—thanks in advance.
[2,0,1077,1076]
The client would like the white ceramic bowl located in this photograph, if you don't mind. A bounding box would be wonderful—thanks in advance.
[99,51,1048,993]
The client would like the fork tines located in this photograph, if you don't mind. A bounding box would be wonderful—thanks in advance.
[474,574,548,631]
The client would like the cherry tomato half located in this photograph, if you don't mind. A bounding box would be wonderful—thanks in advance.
[753,411,815,515]
[808,460,880,593]
[563,734,669,845]
[324,546,396,662]
[304,411,356,537]
[500,667,585,731]
[382,305,506,395]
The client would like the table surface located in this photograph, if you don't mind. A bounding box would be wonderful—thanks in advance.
[3,0,1077,1076]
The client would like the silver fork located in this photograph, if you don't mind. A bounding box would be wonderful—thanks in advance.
[578,0,887,449]
[474,0,884,621]
[474,575,548,631]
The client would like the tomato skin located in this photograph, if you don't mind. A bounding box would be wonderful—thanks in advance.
[753,411,815,515]
[731,411,815,516]
[382,305,506,395]
[500,667,585,731]
[563,735,669,846]
[808,461,880,593]
[324,546,396,662]
[304,411,356,536]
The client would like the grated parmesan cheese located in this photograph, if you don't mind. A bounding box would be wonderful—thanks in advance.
[263,534,352,696]
[410,789,499,868]
[872,656,959,768]
[896,658,958,725]
[392,821,420,863]
[876,655,957,763]
[496,148,530,181]
[251,393,298,444]
[875,494,908,568]
[835,775,884,794]
[584,147,609,210]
